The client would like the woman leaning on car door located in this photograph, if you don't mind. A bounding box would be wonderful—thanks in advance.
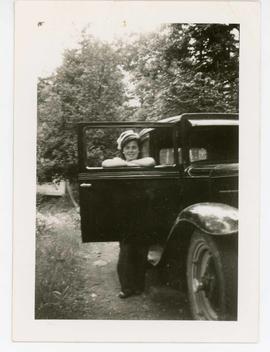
[102,130,155,298]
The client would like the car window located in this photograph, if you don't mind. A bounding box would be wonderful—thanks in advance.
[159,148,182,165]
[188,126,238,162]
[83,126,183,168]
[84,127,120,167]
[189,148,207,162]
[84,127,154,168]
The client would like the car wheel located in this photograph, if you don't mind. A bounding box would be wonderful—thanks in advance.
[186,230,238,320]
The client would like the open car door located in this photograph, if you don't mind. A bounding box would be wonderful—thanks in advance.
[77,122,182,243]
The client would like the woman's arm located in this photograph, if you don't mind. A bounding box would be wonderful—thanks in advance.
[102,157,127,168]
[102,157,156,168]
[127,157,156,167]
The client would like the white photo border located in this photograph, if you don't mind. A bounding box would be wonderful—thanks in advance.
[13,0,260,342]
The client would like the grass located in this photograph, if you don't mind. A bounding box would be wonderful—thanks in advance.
[35,196,87,319]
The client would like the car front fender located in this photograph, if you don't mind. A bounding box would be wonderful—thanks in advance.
[173,202,238,236]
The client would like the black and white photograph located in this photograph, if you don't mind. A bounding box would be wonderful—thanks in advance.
[35,19,239,321]
[12,0,260,343]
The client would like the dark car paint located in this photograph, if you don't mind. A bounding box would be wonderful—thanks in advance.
[79,168,182,243]
[77,113,238,245]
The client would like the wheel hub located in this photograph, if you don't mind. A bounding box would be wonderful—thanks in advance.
[193,274,215,296]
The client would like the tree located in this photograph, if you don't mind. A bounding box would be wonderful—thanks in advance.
[37,35,127,182]
[122,23,239,120]
[37,24,240,182]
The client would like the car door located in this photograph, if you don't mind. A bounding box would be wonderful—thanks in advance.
[77,122,183,243]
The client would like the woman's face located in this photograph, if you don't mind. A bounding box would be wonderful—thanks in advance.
[122,140,139,161]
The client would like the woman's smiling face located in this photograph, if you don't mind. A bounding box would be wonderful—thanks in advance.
[122,140,139,161]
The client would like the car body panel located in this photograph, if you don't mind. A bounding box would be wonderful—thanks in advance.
[77,113,238,243]
[174,202,238,236]
[79,168,182,242]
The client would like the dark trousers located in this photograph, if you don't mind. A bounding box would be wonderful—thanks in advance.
[117,241,149,293]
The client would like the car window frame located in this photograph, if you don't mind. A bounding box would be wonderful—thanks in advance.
[77,122,181,172]
[180,115,239,167]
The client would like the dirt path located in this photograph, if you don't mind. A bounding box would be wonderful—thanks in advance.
[35,198,191,320]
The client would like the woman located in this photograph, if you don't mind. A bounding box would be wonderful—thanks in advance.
[102,130,155,168]
[102,130,155,298]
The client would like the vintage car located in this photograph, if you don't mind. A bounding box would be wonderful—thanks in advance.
[77,113,238,321]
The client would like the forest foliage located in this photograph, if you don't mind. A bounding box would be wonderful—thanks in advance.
[37,23,239,182]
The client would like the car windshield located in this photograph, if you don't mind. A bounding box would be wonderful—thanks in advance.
[188,125,238,163]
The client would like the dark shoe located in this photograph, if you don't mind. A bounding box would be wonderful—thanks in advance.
[118,290,133,299]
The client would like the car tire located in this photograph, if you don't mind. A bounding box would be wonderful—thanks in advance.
[186,230,238,320]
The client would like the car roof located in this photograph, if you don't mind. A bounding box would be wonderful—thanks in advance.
[158,113,238,124]
[74,113,238,129]
[139,113,238,138]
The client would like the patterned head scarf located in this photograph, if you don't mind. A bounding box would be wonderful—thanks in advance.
[117,130,140,150]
